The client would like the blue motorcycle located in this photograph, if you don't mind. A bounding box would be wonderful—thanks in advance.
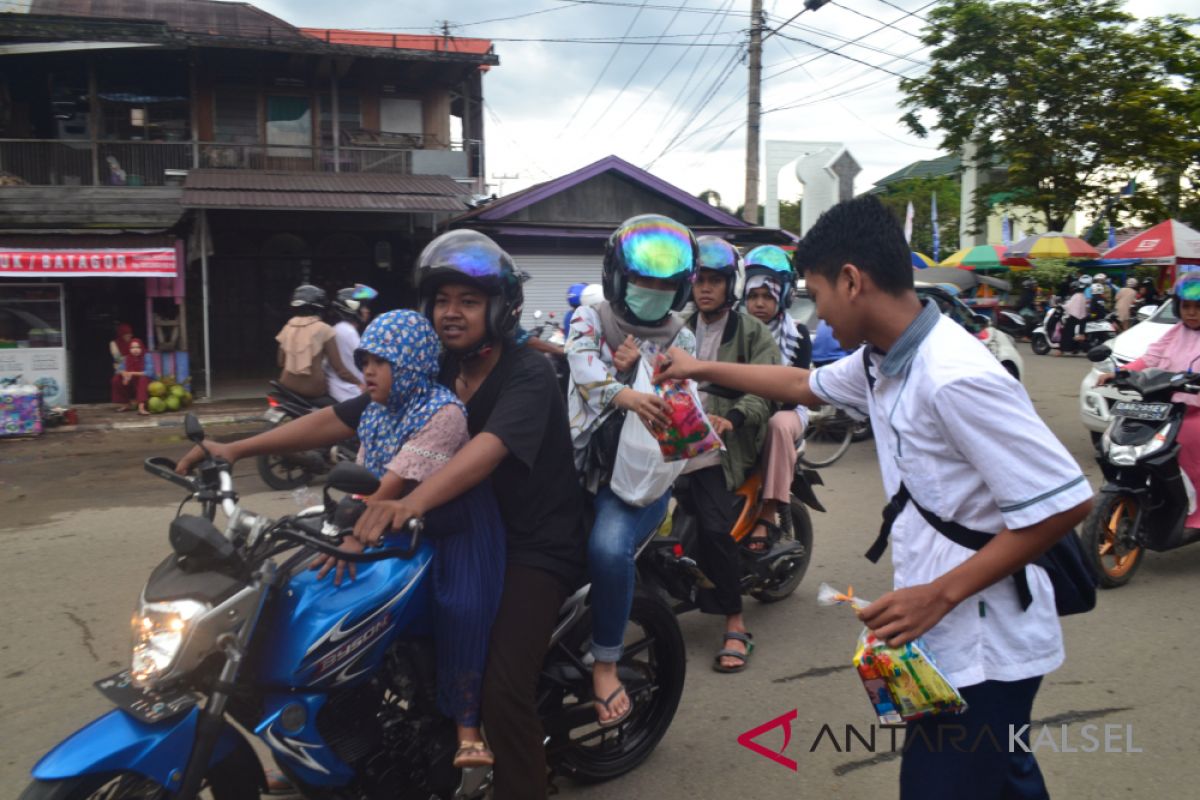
[22,415,685,799]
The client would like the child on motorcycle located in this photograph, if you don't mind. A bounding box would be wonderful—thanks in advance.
[566,214,698,726]
[740,245,812,552]
[1098,273,1200,532]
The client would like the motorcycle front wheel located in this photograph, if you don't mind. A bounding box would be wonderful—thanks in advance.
[1081,493,1145,588]
[1031,334,1051,356]
[20,766,260,800]
[547,590,686,785]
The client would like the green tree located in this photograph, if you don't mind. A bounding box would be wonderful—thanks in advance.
[900,0,1199,233]
[875,175,961,261]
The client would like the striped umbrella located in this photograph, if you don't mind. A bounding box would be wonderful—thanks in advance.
[1006,232,1100,260]
[940,245,1009,271]
[911,251,936,269]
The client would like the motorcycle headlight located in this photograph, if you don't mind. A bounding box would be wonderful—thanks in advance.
[1107,429,1170,467]
[131,599,209,685]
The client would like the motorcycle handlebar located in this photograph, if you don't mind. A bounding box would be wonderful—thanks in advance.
[282,517,424,561]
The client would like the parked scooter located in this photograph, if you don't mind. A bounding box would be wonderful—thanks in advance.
[1080,345,1200,587]
[640,451,823,609]
[996,307,1037,340]
[257,380,357,490]
[1031,304,1117,356]
[21,415,686,799]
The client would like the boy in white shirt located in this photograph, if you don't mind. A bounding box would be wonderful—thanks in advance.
[657,195,1092,799]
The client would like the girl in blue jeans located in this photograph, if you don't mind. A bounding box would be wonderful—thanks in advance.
[566,214,698,726]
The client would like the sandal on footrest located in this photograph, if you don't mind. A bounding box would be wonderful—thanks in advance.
[713,631,754,673]
[744,520,782,553]
[453,740,495,769]
[595,683,634,728]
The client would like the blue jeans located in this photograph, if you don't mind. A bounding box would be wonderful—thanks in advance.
[588,486,671,662]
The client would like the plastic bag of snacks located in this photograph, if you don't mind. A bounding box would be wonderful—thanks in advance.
[649,354,723,462]
[817,582,967,726]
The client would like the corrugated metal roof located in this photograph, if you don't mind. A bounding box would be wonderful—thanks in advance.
[180,190,466,212]
[29,0,308,41]
[184,170,466,196]
[181,170,469,212]
[300,29,493,56]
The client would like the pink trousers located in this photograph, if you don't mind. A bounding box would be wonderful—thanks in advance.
[1180,408,1200,528]
[762,410,805,504]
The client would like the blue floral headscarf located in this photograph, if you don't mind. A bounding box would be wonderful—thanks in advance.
[355,310,464,478]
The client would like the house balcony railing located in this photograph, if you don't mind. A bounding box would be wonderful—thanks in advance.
[0,138,480,187]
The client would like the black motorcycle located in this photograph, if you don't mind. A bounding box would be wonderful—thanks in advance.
[1081,345,1200,587]
[641,457,823,609]
[256,381,358,490]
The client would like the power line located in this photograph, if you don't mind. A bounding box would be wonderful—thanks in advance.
[582,1,688,140]
[777,21,929,65]
[830,1,925,40]
[615,0,736,130]
[558,0,757,17]
[870,0,930,24]
[644,44,745,168]
[558,0,651,137]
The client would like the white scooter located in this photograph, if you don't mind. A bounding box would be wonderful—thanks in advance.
[1032,303,1116,356]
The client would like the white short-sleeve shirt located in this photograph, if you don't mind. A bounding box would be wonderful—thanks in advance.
[810,301,1092,688]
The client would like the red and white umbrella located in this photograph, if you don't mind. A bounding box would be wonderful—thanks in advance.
[1103,219,1200,263]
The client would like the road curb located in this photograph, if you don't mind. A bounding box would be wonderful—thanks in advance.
[43,412,264,434]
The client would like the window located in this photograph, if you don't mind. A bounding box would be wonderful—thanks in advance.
[318,94,361,146]
[213,90,258,144]
[380,98,422,134]
[266,96,312,156]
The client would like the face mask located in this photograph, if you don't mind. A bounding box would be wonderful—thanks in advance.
[624,284,676,322]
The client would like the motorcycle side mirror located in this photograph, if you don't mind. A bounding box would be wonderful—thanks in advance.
[326,462,381,497]
[1087,345,1113,363]
[170,514,236,568]
[183,413,205,443]
[533,309,544,321]
[1137,305,1158,321]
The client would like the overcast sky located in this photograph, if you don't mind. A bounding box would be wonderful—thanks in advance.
[256,0,1196,211]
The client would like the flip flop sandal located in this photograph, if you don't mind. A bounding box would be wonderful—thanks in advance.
[744,520,782,553]
[595,683,635,728]
[453,740,495,769]
[713,631,754,674]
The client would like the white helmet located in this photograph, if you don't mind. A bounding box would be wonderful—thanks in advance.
[1077,274,1093,285]
[1093,273,1107,282]
[580,283,604,307]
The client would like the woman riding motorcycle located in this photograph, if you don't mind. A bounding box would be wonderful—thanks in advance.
[1098,273,1200,533]
[565,214,698,726]
[276,284,363,402]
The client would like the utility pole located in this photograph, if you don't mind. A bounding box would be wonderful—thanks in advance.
[743,0,764,225]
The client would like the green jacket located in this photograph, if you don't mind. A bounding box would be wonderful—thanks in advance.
[686,310,781,490]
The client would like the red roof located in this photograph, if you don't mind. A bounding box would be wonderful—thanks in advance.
[301,29,493,57]
[1103,219,1200,262]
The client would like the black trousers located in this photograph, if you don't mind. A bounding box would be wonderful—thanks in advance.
[687,465,743,616]
[481,564,569,800]
[1061,316,1081,353]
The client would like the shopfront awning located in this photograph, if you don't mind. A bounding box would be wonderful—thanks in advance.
[0,247,177,277]
[180,170,471,213]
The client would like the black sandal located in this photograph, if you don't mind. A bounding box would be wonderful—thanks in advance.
[744,520,782,553]
[713,631,754,673]
[595,683,634,728]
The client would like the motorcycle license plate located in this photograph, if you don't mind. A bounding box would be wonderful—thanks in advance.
[264,408,286,424]
[95,670,196,724]
[1112,401,1172,422]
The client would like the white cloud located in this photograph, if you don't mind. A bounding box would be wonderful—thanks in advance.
[256,0,1197,211]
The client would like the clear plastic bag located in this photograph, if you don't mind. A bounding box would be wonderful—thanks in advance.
[650,371,723,462]
[610,358,689,507]
[818,583,968,726]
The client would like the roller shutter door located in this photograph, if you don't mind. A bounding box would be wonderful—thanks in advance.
[511,253,605,329]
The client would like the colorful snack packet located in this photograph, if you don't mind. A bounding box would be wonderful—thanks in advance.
[818,582,968,726]
[650,377,723,462]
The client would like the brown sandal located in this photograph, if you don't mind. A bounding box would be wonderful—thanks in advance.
[453,740,495,769]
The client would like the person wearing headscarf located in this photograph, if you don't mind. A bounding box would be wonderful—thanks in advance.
[1099,273,1200,531]
[327,310,506,769]
[742,247,813,554]
[110,337,154,414]
[109,322,133,371]
[1114,277,1139,330]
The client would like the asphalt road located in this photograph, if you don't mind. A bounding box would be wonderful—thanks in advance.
[2,345,1199,798]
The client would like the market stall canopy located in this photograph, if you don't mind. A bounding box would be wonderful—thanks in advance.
[940,245,1015,271]
[1102,220,1200,264]
[1005,232,1099,261]
[911,251,936,268]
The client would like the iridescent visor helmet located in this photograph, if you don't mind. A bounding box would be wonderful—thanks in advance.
[416,229,524,342]
[603,214,698,324]
[695,236,742,309]
[742,244,795,310]
[1172,272,1200,318]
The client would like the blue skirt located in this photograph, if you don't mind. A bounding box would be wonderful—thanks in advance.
[423,480,507,727]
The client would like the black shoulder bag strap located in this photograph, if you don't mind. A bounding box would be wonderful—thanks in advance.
[866,482,1034,611]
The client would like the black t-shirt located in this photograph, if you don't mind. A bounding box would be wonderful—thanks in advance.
[333,345,587,589]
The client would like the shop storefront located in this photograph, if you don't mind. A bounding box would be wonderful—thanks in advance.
[0,242,183,404]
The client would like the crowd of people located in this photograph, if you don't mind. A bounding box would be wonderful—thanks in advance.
[175,195,1099,800]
